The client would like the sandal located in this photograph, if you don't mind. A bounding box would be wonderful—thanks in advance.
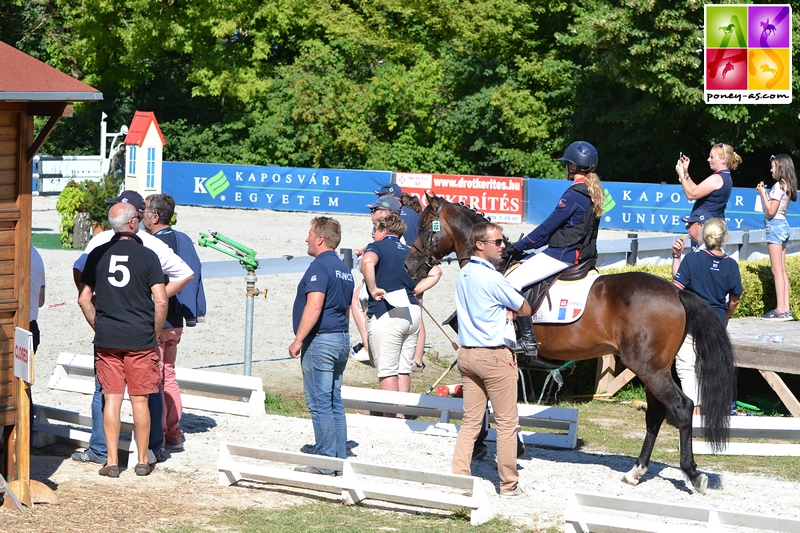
[98,464,120,478]
[134,463,151,476]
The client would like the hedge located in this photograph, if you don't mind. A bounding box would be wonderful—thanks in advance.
[600,256,800,319]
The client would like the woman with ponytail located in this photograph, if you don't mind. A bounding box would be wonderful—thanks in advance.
[506,141,604,293]
[676,143,739,219]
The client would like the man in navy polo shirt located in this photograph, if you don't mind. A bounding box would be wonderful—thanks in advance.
[374,183,419,246]
[289,217,354,475]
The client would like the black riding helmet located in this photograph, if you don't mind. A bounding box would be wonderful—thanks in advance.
[557,141,598,173]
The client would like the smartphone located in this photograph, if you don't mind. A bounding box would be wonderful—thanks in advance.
[679,151,683,159]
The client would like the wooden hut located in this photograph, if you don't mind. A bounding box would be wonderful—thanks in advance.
[0,41,101,479]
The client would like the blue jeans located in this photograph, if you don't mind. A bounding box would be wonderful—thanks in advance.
[89,379,164,458]
[301,332,349,472]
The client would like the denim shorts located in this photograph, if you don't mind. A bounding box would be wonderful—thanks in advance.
[765,218,790,245]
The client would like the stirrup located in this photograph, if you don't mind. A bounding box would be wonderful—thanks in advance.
[513,340,539,358]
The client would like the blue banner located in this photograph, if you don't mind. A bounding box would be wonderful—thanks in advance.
[527,178,800,233]
[162,162,393,215]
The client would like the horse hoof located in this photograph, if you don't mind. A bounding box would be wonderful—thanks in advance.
[692,473,708,495]
[621,472,640,486]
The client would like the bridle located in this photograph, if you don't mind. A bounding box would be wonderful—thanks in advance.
[407,198,471,278]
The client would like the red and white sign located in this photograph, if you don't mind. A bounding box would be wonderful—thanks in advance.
[14,327,34,384]
[395,172,524,223]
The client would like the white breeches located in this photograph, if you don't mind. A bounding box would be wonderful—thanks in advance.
[506,253,571,291]
[675,334,699,405]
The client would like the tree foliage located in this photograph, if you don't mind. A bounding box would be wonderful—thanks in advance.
[5,0,800,185]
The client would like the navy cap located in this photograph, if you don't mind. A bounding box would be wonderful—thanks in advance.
[105,190,145,211]
[366,195,401,212]
[374,183,402,197]
[681,212,708,224]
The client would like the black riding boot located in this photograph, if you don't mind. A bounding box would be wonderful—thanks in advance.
[514,315,539,358]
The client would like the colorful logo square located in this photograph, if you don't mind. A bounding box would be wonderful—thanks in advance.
[749,48,791,91]
[706,5,748,48]
[748,5,791,48]
[706,49,747,90]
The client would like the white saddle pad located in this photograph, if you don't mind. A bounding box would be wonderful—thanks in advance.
[531,272,601,324]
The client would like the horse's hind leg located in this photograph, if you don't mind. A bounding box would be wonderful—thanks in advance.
[622,388,665,486]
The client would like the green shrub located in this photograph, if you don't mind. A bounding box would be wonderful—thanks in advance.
[599,256,800,319]
[55,181,85,248]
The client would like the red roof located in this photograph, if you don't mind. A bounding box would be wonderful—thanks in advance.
[124,111,166,147]
[0,41,101,101]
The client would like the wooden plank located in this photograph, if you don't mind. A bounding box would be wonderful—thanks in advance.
[693,441,800,456]
[0,169,16,185]
[566,491,800,532]
[49,353,266,416]
[759,370,800,417]
[218,443,494,525]
[597,368,635,398]
[0,155,17,171]
[594,354,620,395]
[692,415,800,439]
[734,346,800,374]
[0,184,17,200]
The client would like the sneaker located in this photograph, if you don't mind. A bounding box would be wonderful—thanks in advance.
[411,361,425,372]
[761,309,786,321]
[782,312,795,321]
[149,448,166,464]
[98,464,120,478]
[164,440,184,451]
[294,465,335,476]
[500,482,525,498]
[72,449,106,464]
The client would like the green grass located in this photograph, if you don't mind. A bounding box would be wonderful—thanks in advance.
[566,399,800,482]
[264,392,308,417]
[158,503,552,533]
[32,233,64,250]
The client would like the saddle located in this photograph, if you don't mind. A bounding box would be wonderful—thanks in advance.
[518,259,597,315]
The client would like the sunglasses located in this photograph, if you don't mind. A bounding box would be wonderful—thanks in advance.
[370,207,388,214]
[481,238,505,247]
[771,155,777,161]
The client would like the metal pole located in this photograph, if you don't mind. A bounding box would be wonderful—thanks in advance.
[740,228,750,261]
[341,248,353,270]
[244,270,257,376]
[627,233,639,266]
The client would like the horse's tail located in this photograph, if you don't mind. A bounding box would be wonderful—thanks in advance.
[679,290,736,452]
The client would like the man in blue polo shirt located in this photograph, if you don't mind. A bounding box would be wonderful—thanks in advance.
[289,216,355,475]
[452,221,531,498]
[374,183,419,246]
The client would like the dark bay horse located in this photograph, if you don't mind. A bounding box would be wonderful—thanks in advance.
[404,193,736,493]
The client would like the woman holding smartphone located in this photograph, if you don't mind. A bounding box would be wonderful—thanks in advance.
[757,154,797,321]
[675,143,741,219]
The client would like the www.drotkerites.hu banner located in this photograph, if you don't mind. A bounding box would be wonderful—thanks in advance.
[394,172,524,223]
[162,162,392,215]
[528,179,800,233]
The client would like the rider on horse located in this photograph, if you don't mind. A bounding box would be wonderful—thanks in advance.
[505,141,605,351]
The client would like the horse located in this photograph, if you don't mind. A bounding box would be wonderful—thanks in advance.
[404,193,737,493]
[761,19,777,36]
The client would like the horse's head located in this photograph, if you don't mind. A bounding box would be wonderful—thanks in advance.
[404,193,456,281]
[403,192,497,280]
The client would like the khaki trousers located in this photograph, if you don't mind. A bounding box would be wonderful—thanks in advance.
[451,346,519,492]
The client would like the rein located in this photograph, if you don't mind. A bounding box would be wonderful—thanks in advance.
[409,199,471,277]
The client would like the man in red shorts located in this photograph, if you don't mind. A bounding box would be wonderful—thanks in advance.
[78,202,168,477]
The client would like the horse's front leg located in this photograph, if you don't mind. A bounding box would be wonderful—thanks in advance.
[622,388,665,486]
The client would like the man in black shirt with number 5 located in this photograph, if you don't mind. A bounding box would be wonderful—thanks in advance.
[78,202,168,478]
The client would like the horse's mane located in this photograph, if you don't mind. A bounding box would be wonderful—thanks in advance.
[426,194,491,224]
